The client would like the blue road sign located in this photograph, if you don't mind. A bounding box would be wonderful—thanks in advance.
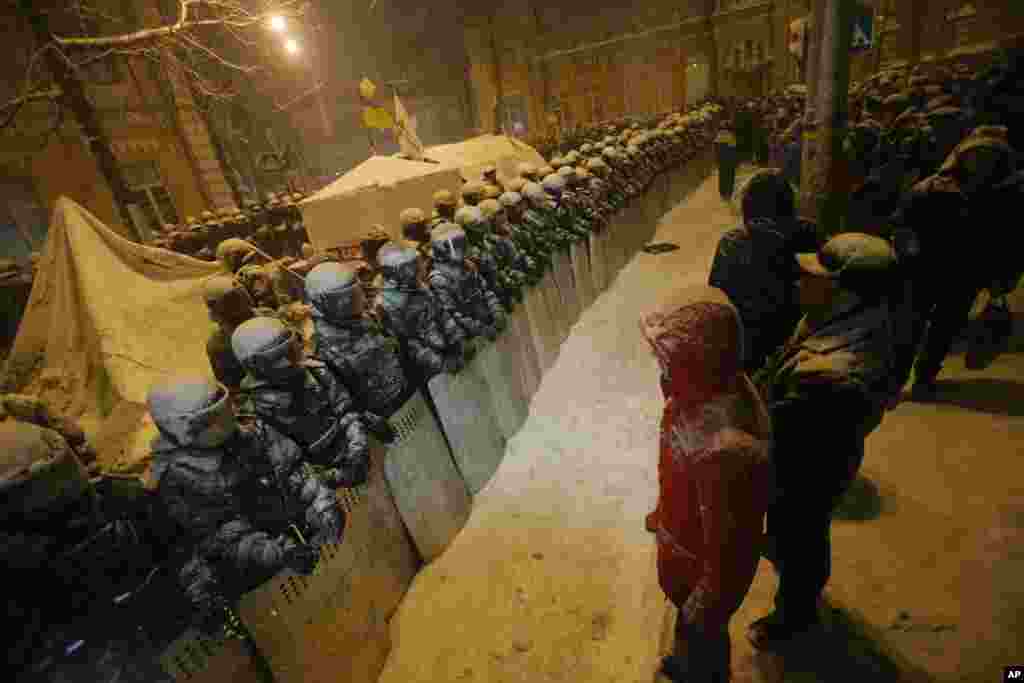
[851,6,874,52]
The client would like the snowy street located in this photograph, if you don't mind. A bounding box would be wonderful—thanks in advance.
[378,169,1024,683]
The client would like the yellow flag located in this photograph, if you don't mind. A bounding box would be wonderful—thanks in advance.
[363,106,394,129]
[359,78,377,101]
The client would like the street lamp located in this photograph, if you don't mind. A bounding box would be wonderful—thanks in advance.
[284,38,300,55]
[269,15,286,32]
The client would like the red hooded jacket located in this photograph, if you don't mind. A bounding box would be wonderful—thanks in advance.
[641,286,773,631]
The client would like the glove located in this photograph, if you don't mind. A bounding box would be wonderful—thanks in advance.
[364,412,397,444]
[442,352,465,374]
[283,540,320,574]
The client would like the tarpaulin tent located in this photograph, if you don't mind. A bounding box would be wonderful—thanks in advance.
[423,134,546,185]
[3,197,222,473]
[299,156,463,249]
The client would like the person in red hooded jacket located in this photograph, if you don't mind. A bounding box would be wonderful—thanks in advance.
[640,285,773,682]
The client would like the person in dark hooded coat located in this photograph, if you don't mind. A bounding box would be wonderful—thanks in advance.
[709,170,822,374]
[889,126,1017,398]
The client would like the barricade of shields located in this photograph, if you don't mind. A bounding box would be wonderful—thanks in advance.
[155,139,717,683]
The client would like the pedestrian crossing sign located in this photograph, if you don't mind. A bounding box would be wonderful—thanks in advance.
[851,7,873,52]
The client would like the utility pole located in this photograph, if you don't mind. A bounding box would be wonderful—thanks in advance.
[798,0,854,233]
[18,0,140,239]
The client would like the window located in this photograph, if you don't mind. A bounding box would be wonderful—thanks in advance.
[946,3,978,48]
[121,161,179,239]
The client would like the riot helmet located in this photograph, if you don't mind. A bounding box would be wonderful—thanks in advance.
[431,224,467,262]
[146,376,236,448]
[377,242,420,287]
[231,317,303,380]
[305,262,364,321]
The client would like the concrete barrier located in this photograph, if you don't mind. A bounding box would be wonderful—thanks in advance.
[427,355,507,495]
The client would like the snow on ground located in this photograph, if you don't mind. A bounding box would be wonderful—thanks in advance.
[377,171,744,683]
[378,169,1024,683]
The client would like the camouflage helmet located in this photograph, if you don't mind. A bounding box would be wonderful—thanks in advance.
[305,261,363,320]
[517,162,537,178]
[399,207,427,226]
[216,238,261,273]
[579,143,594,154]
[461,181,485,204]
[454,205,484,229]
[202,275,254,325]
[498,191,523,208]
[558,165,577,184]
[432,189,457,208]
[479,198,502,220]
[231,317,299,377]
[586,157,608,173]
[522,181,547,202]
[541,173,566,197]
[146,376,236,448]
[0,421,89,520]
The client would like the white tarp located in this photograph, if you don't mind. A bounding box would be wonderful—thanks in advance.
[4,197,222,473]
[298,156,463,248]
[423,135,546,185]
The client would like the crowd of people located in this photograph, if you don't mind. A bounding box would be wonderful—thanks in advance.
[3,101,725,678]
[643,50,1024,682]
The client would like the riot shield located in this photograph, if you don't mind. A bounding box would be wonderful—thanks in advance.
[551,248,580,328]
[570,238,595,312]
[426,355,508,495]
[382,391,471,561]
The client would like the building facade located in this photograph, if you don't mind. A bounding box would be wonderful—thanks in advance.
[464,0,1024,139]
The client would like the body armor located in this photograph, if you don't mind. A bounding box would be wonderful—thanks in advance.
[428,226,506,341]
[306,262,411,418]
[232,318,370,488]
[147,377,340,623]
[374,243,466,379]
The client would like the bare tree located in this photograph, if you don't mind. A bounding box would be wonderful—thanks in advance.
[0,0,309,236]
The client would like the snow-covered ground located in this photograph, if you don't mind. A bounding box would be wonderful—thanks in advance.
[378,169,1024,683]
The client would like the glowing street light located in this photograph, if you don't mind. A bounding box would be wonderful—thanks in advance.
[284,38,300,55]
[269,15,286,32]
